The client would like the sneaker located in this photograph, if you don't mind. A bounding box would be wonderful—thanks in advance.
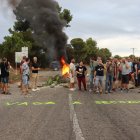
[1,91,5,94]
[36,88,40,91]
[99,90,103,94]
[7,92,12,95]
[108,91,113,93]
[96,90,99,93]
[69,88,76,91]
[32,89,37,92]
[89,89,93,92]
[120,89,124,93]
[125,89,129,93]
[105,91,108,94]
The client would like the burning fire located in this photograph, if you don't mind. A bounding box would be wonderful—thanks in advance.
[61,57,70,77]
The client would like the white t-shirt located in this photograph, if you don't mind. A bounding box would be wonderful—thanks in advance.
[128,62,132,73]
[121,62,130,75]
[69,63,75,76]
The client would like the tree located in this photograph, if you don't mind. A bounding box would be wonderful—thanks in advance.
[0,32,32,64]
[129,55,135,59]
[98,48,112,63]
[70,38,86,62]
[0,4,72,67]
[70,37,112,64]
[84,38,98,62]
[59,9,73,27]
[114,55,121,59]
[66,44,74,63]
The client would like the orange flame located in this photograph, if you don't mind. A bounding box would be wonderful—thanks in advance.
[61,57,70,77]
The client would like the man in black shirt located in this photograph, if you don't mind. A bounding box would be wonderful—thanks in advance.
[31,57,40,91]
[76,61,87,91]
[94,60,105,93]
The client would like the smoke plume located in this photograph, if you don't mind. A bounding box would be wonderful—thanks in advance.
[14,0,68,61]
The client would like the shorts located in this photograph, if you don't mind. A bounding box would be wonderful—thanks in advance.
[70,77,75,83]
[118,72,122,81]
[122,74,129,84]
[22,75,29,85]
[70,73,75,83]
[1,77,9,84]
[32,73,38,78]
[129,72,132,80]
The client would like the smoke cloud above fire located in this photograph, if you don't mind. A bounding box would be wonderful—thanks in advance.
[3,0,68,61]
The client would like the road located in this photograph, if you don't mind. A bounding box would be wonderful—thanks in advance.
[0,72,140,140]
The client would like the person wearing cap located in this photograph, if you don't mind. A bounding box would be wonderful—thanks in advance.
[31,57,40,91]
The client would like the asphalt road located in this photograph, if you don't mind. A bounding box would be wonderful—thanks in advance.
[1,70,140,140]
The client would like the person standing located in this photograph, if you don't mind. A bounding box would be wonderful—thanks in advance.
[112,58,119,92]
[132,59,139,87]
[94,59,105,94]
[21,58,30,95]
[69,58,76,91]
[31,57,40,91]
[89,57,97,92]
[105,59,114,93]
[19,56,26,89]
[120,58,130,93]
[1,58,10,94]
[76,61,87,91]
[0,58,2,90]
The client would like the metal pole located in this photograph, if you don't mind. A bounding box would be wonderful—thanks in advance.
[16,62,17,75]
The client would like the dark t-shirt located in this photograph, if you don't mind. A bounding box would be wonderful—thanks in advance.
[76,66,87,78]
[32,62,39,73]
[95,64,104,76]
[1,62,9,77]
[132,62,138,73]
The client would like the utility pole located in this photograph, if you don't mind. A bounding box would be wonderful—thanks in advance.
[131,48,136,56]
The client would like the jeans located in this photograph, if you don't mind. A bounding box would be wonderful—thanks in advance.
[77,77,86,90]
[89,74,94,89]
[105,73,113,92]
[95,76,104,88]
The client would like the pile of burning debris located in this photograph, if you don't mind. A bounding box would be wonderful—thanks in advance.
[45,57,70,88]
[45,74,69,88]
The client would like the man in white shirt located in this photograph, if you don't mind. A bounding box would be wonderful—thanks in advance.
[69,58,76,91]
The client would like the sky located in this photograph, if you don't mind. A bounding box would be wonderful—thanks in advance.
[0,0,140,56]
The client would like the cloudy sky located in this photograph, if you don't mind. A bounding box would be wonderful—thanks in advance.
[1,0,140,56]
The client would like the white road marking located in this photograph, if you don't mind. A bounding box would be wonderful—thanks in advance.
[69,94,85,140]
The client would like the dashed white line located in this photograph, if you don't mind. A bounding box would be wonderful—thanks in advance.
[69,94,85,140]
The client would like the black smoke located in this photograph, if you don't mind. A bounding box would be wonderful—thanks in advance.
[14,0,68,61]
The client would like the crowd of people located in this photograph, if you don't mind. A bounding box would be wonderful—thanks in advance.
[69,57,140,94]
[0,55,140,95]
[0,56,40,95]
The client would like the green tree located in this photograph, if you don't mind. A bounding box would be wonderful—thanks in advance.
[0,32,32,64]
[0,5,72,67]
[84,38,98,62]
[129,55,135,59]
[66,44,74,63]
[98,48,112,63]
[70,38,86,62]
[114,55,121,59]
[57,5,73,27]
